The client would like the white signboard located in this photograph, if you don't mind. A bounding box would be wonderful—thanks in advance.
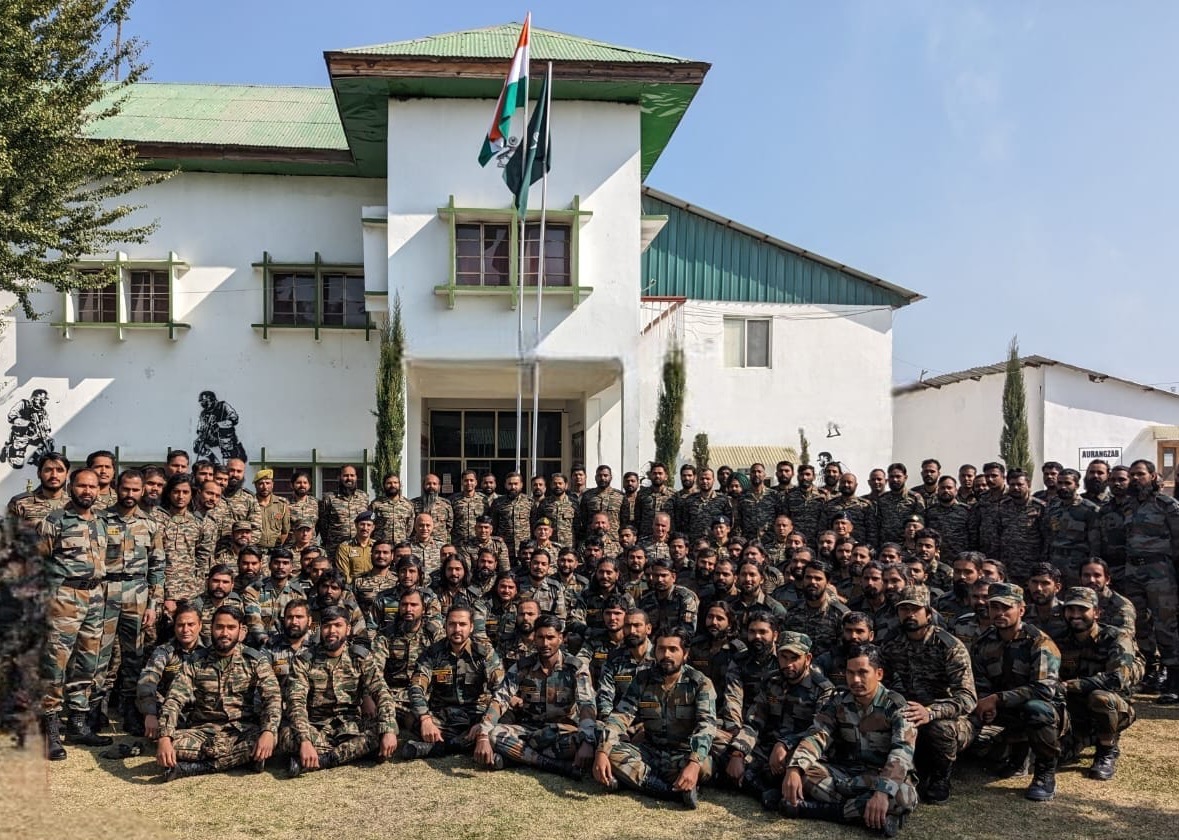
[1078,447,1121,468]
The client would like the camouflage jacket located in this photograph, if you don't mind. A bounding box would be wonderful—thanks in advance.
[351,569,398,629]
[1025,600,1069,642]
[600,664,717,762]
[1122,489,1179,560]
[678,490,732,543]
[537,494,577,548]
[38,503,108,583]
[636,485,677,539]
[482,651,597,743]
[726,592,788,629]
[450,493,489,546]
[821,495,877,546]
[516,575,568,619]
[638,586,700,636]
[158,508,211,602]
[970,622,1062,707]
[188,592,246,646]
[372,620,444,690]
[782,595,850,658]
[687,635,746,701]
[787,684,916,797]
[1097,498,1128,567]
[6,488,66,529]
[733,666,834,755]
[459,537,511,573]
[883,625,977,719]
[265,636,314,688]
[950,613,989,650]
[995,496,1048,579]
[491,493,533,561]
[876,490,925,547]
[473,597,518,646]
[568,585,635,638]
[923,500,971,559]
[222,488,262,534]
[1095,587,1136,634]
[288,495,319,537]
[158,645,282,737]
[619,492,640,533]
[135,639,205,717]
[580,629,626,686]
[244,576,306,646]
[407,637,505,719]
[370,495,415,545]
[785,487,825,544]
[413,495,454,545]
[576,487,626,543]
[735,487,780,542]
[318,490,369,553]
[720,648,779,734]
[967,491,1006,556]
[1058,624,1144,700]
[286,643,398,739]
[1043,496,1101,569]
[596,643,655,718]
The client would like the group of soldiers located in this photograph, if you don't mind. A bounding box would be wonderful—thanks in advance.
[7,448,1178,837]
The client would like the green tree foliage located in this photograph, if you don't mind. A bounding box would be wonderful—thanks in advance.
[692,432,709,471]
[1,1,166,319]
[1000,335,1034,475]
[653,337,686,469]
[372,293,406,486]
[798,427,811,468]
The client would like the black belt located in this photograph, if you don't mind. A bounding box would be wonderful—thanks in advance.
[104,573,144,582]
[60,577,101,590]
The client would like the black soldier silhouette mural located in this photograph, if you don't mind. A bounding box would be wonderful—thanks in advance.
[193,390,247,464]
[1,389,54,469]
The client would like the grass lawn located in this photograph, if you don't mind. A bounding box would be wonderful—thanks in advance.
[6,702,1179,840]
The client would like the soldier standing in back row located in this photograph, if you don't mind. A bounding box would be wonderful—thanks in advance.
[577,465,625,544]
[876,463,924,548]
[318,465,368,557]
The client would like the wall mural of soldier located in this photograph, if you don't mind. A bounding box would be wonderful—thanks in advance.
[1,388,54,469]
[193,390,247,465]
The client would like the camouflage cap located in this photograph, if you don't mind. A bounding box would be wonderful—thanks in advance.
[777,631,813,655]
[895,584,931,609]
[987,582,1024,606]
[1062,586,1099,609]
[232,520,254,532]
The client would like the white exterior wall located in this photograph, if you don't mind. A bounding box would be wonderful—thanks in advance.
[0,172,385,501]
[638,301,896,475]
[892,366,1048,473]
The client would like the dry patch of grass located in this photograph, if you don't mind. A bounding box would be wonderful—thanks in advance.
[5,703,1179,840]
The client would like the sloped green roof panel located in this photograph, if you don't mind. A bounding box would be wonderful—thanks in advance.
[641,189,921,308]
[342,23,692,63]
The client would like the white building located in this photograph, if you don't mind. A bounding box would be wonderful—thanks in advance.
[0,23,920,501]
[893,355,1179,490]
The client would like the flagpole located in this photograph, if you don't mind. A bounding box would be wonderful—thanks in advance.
[530,62,552,480]
[514,23,531,476]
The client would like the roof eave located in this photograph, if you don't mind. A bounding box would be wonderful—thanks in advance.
[324,52,711,85]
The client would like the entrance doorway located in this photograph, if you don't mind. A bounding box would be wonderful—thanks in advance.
[428,409,562,492]
[1159,441,1179,493]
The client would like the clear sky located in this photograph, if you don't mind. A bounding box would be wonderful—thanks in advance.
[124,1,1179,388]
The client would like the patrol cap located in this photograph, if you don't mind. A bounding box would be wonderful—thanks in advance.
[232,520,254,532]
[1062,586,1099,609]
[777,632,813,655]
[895,585,930,609]
[475,514,493,525]
[354,511,374,524]
[253,468,274,483]
[712,515,731,527]
[987,582,1024,606]
[292,518,314,530]
[534,516,553,527]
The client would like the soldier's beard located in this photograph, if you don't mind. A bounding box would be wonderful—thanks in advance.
[705,626,726,640]
[624,633,644,649]
[657,659,680,676]
[422,491,438,507]
[226,478,242,493]
[474,569,494,584]
[953,581,971,600]
[1084,478,1106,495]
[516,620,535,634]
[285,625,309,641]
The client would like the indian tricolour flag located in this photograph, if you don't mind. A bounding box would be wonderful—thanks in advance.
[478,14,531,166]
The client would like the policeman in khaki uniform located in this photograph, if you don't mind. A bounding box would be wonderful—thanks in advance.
[252,468,290,549]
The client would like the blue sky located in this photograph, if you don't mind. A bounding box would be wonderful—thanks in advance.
[125,1,1179,387]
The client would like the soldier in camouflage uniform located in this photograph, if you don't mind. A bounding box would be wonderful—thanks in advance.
[1056,586,1143,780]
[594,627,717,808]
[244,547,305,647]
[1042,469,1101,588]
[99,469,166,735]
[637,463,677,539]
[252,469,289,549]
[994,470,1048,585]
[38,468,113,758]
[949,579,994,649]
[221,458,262,533]
[537,473,577,548]
[512,548,566,618]
[402,605,506,758]
[494,598,539,672]
[1024,563,1068,641]
[568,558,634,643]
[883,586,977,804]
[189,564,246,646]
[582,595,633,685]
[136,603,204,741]
[728,632,834,805]
[85,450,118,512]
[157,473,210,610]
[156,605,281,779]
[266,598,313,688]
[780,644,917,835]
[450,470,488,546]
[876,463,925,549]
[821,473,877,547]
[638,557,699,635]
[970,583,1064,802]
[370,473,415,545]
[967,462,1007,556]
[413,472,454,545]
[6,451,68,528]
[371,589,442,729]
[716,612,780,762]
[1096,466,1130,572]
[460,514,510,572]
[577,464,626,543]
[474,614,597,778]
[597,608,655,719]
[318,465,368,556]
[351,540,396,633]
[1121,460,1179,703]
[923,476,970,560]
[492,473,532,566]
[287,470,319,541]
[677,469,732,544]
[734,464,779,541]
[783,562,849,657]
[784,467,825,546]
[281,606,399,774]
[1079,558,1136,635]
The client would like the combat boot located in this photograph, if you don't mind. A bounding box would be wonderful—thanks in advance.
[164,760,213,781]
[924,765,953,804]
[122,705,145,738]
[538,756,581,780]
[65,711,113,746]
[993,743,1031,778]
[396,739,438,760]
[779,798,844,823]
[1155,670,1179,705]
[640,773,697,808]
[42,714,67,761]
[1025,760,1057,802]
[1088,744,1119,781]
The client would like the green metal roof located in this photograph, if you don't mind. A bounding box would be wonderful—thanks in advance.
[342,23,692,63]
[642,188,922,308]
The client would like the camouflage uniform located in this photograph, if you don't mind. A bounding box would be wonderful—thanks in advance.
[188,592,246,647]
[6,488,67,529]
[596,643,655,718]
[221,488,262,535]
[371,620,444,723]
[785,487,825,544]
[159,509,210,603]
[318,490,369,556]
[727,592,788,630]
[883,625,977,773]
[732,664,834,786]
[875,490,924,548]
[459,536,511,573]
[492,493,533,564]
[577,486,626,543]
[970,621,1063,764]
[135,639,204,719]
[1043,497,1101,587]
[717,646,779,750]
[516,575,568,619]
[1120,488,1179,668]
[480,651,597,767]
[406,638,505,749]
[370,495,415,545]
[1025,599,1068,642]
[581,629,626,686]
[450,493,488,546]
[93,488,118,512]
[414,495,454,545]
[677,490,732,544]
[265,636,312,689]
[244,576,306,647]
[157,646,282,771]
[619,492,640,534]
[736,487,779,542]
[782,594,850,658]
[538,494,577,548]
[949,613,989,649]
[599,664,717,789]
[636,485,677,539]
[967,491,1006,557]
[687,635,746,699]
[923,500,971,560]
[474,597,518,647]
[351,569,397,632]
[1093,586,1136,635]
[638,586,700,635]
[1097,498,1128,571]
[1058,621,1143,745]
[288,495,319,540]
[786,684,918,823]
[279,642,398,766]
[821,495,877,546]
[255,496,290,549]
[995,496,1048,584]
[568,585,635,641]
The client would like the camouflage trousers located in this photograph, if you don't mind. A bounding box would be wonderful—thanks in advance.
[402,706,480,756]
[979,700,1063,763]
[41,584,111,715]
[278,718,384,767]
[1117,560,1179,667]
[487,721,582,767]
[606,742,714,789]
[98,580,152,705]
[800,762,918,820]
[914,717,975,772]
[709,727,736,762]
[1066,691,1135,740]
[170,721,263,770]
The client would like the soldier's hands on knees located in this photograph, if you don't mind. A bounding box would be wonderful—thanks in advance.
[768,742,788,775]
[863,791,889,830]
[156,736,176,769]
[144,714,160,740]
[574,741,595,769]
[463,724,483,745]
[975,694,999,723]
[725,753,746,782]
[473,735,494,766]
[673,759,701,791]
[901,701,931,726]
[300,740,320,769]
[379,732,398,760]
[781,767,804,806]
[254,731,277,762]
[419,716,443,743]
[592,751,614,787]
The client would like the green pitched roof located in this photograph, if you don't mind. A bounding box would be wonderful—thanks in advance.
[342,23,692,64]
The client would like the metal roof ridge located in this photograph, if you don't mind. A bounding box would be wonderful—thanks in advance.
[892,355,1179,398]
[132,81,333,91]
[642,186,923,304]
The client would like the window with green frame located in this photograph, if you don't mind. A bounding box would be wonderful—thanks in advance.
[55,252,190,339]
[253,252,373,339]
